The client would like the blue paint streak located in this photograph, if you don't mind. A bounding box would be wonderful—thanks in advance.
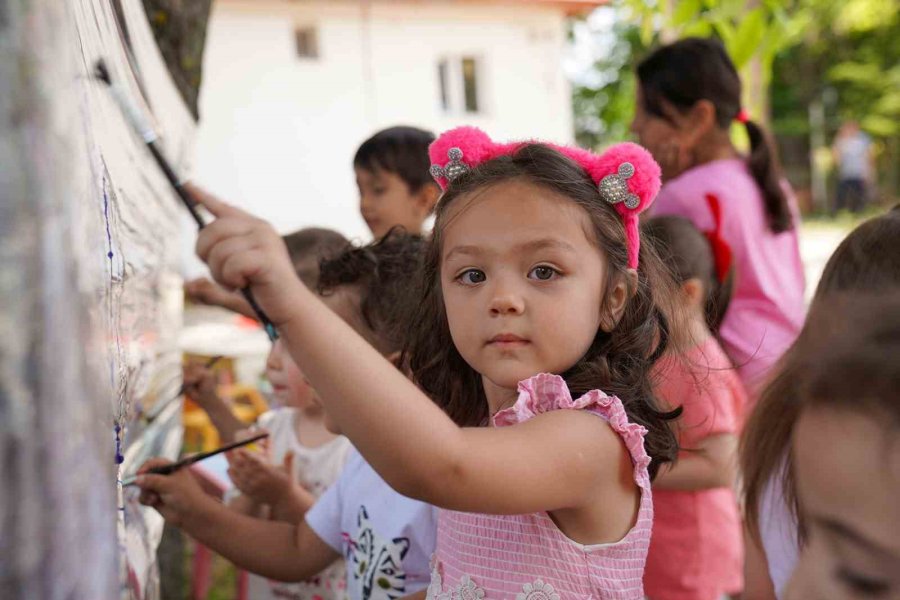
[114,423,124,464]
[103,182,114,260]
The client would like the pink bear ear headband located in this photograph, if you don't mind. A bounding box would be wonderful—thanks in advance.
[428,127,661,269]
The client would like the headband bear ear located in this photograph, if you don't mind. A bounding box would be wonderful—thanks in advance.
[428,127,497,190]
[585,142,661,218]
[584,142,661,269]
[429,128,662,269]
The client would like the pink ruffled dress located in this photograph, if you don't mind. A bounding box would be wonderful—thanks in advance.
[426,374,654,600]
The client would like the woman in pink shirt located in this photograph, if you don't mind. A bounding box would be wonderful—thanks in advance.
[631,38,806,393]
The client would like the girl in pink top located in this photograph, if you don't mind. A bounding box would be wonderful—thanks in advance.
[168,127,683,599]
[631,38,806,393]
[641,213,747,600]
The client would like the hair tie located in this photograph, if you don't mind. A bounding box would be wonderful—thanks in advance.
[703,193,732,283]
[428,127,661,269]
[735,109,750,124]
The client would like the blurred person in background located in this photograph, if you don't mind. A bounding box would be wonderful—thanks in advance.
[832,120,875,214]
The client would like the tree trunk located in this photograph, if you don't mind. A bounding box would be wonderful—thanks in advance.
[141,0,213,119]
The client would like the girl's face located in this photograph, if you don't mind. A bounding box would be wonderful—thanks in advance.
[265,339,316,410]
[787,407,900,600]
[440,179,624,399]
[630,87,702,180]
[630,87,683,152]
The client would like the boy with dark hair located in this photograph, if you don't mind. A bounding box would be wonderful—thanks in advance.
[354,126,440,238]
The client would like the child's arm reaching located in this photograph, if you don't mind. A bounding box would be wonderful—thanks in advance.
[136,458,340,581]
[193,190,631,516]
[743,522,778,600]
[227,448,316,524]
[653,433,737,491]
[182,363,245,444]
[226,490,266,518]
[185,277,256,319]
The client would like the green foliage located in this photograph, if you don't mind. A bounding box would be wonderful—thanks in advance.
[769,0,900,139]
[572,0,899,147]
[618,0,807,69]
[570,0,812,148]
[571,18,645,148]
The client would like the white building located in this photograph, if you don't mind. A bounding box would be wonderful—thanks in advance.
[191,0,600,250]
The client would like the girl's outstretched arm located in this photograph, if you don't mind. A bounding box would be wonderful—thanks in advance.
[194,191,628,515]
[136,458,340,581]
[654,433,737,491]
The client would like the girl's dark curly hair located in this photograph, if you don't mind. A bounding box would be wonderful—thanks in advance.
[403,144,681,480]
[317,229,426,356]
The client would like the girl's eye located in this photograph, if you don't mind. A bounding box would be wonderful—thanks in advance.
[837,568,890,596]
[528,266,559,281]
[457,269,486,285]
[373,187,387,195]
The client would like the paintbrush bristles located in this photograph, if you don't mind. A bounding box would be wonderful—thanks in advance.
[94,60,112,85]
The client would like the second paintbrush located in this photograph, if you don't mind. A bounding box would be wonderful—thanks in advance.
[121,431,269,487]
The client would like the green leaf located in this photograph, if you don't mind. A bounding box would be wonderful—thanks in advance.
[673,0,702,26]
[836,0,896,33]
[640,14,656,46]
[874,91,900,116]
[718,0,747,20]
[827,62,884,87]
[712,17,736,49]
[729,7,766,68]
[861,114,899,137]
[681,20,714,37]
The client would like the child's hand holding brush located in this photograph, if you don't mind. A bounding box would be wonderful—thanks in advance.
[135,458,212,528]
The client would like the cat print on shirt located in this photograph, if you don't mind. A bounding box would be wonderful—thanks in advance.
[344,506,411,600]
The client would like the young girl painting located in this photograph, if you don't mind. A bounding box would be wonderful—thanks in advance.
[140,127,681,598]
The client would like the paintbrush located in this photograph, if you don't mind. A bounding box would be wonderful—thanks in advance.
[176,354,224,399]
[120,431,269,486]
[143,355,225,423]
[93,59,278,342]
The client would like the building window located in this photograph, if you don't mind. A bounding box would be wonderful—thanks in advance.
[437,56,482,114]
[462,58,479,113]
[438,59,450,111]
[294,26,319,59]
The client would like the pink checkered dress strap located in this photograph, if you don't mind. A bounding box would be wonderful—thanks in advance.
[426,374,653,600]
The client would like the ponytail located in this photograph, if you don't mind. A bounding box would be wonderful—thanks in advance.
[706,268,734,333]
[744,119,793,233]
[637,38,796,235]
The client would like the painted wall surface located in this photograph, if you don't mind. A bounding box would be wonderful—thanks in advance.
[190,0,574,259]
[0,1,192,598]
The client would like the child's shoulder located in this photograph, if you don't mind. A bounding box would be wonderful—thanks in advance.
[673,159,749,188]
[256,406,296,430]
[687,335,736,369]
[341,450,438,516]
[663,337,743,387]
[495,374,645,433]
[659,337,747,418]
[495,374,651,475]
[657,160,755,219]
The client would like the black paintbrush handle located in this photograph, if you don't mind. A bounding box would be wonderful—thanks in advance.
[146,143,278,341]
[94,59,278,341]
[147,141,205,229]
[121,432,269,486]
